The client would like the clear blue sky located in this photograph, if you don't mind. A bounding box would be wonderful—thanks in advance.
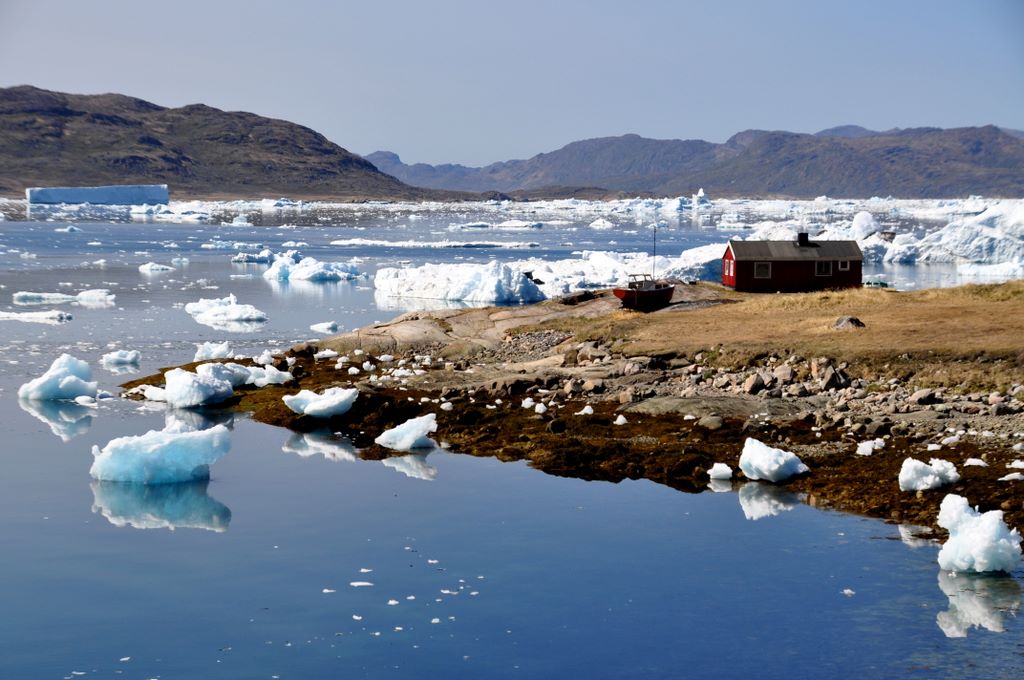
[1,0,1021,166]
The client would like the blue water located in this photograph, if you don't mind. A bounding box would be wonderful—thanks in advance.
[0,204,1019,678]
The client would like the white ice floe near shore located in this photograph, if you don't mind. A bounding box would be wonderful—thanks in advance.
[163,367,234,409]
[13,289,115,307]
[898,457,960,491]
[708,462,733,479]
[375,413,438,451]
[375,261,545,304]
[184,293,267,332]
[101,349,141,367]
[310,321,339,334]
[283,387,359,418]
[194,341,232,361]
[738,438,809,482]
[263,256,363,282]
[936,494,1022,573]
[89,424,231,484]
[18,354,98,401]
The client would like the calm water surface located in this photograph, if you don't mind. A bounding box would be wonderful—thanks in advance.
[0,205,1019,678]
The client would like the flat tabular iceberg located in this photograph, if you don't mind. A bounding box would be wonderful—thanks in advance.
[18,353,98,401]
[90,424,232,484]
[937,494,1022,573]
[283,387,359,418]
[374,261,544,304]
[375,413,438,451]
[738,438,809,482]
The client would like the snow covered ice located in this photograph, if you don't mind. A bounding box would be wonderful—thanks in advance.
[18,353,98,401]
[738,438,809,482]
[374,413,438,451]
[936,494,1022,573]
[89,424,232,484]
[899,457,960,491]
[283,387,359,418]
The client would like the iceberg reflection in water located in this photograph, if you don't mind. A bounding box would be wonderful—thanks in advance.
[381,452,438,481]
[282,430,358,462]
[936,570,1022,638]
[90,480,231,532]
[738,482,801,520]
[18,398,94,441]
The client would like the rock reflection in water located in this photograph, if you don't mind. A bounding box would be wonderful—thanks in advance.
[373,289,472,313]
[282,430,358,462]
[90,480,231,532]
[381,452,438,481]
[936,570,1022,638]
[738,482,801,520]
[18,398,94,441]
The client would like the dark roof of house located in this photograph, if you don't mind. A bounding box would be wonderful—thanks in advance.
[727,239,863,261]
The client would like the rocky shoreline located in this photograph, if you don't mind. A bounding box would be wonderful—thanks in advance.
[124,283,1024,536]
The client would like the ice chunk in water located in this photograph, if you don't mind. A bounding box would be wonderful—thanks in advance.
[184,293,267,332]
[899,457,960,491]
[17,353,98,401]
[375,413,437,451]
[101,349,141,367]
[90,424,231,484]
[937,494,1022,573]
[163,368,233,409]
[738,438,808,482]
[708,462,732,480]
[91,480,231,532]
[194,341,232,361]
[283,387,359,418]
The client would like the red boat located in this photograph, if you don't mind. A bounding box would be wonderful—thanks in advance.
[613,274,675,312]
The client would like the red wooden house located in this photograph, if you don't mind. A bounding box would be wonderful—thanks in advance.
[722,233,862,293]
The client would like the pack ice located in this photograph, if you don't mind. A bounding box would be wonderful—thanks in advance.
[738,438,809,482]
[89,424,232,484]
[375,413,438,451]
[18,354,98,401]
[937,494,1022,573]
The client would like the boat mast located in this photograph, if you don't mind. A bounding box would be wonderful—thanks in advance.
[651,222,657,279]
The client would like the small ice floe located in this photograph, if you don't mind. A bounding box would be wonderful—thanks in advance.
[138,262,174,274]
[322,588,336,594]
[856,438,885,456]
[841,588,856,597]
[963,458,988,467]
[283,387,359,418]
[162,368,234,409]
[0,309,73,324]
[231,249,275,264]
[18,353,98,401]
[263,256,362,282]
[13,289,115,308]
[90,478,231,531]
[999,472,1024,482]
[101,349,141,368]
[898,458,960,492]
[613,414,628,426]
[936,569,1022,638]
[310,321,339,334]
[184,294,267,332]
[89,424,231,484]
[194,341,232,361]
[375,413,437,451]
[313,349,339,360]
[350,581,373,588]
[589,217,614,230]
[937,494,1022,573]
[708,462,733,480]
[738,438,809,482]
[738,482,799,520]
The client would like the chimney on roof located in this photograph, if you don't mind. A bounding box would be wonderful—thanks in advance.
[797,232,810,247]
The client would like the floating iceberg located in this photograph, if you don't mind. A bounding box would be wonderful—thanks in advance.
[0,310,73,325]
[18,353,98,401]
[101,349,141,368]
[194,341,233,361]
[738,482,800,520]
[163,368,233,409]
[899,457,960,491]
[26,184,168,205]
[91,480,231,532]
[283,387,359,418]
[139,262,175,274]
[708,463,733,480]
[184,293,268,332]
[263,256,363,282]
[89,424,232,484]
[936,494,1022,573]
[738,438,809,482]
[375,413,438,451]
[310,321,339,334]
[18,398,94,441]
[935,570,1022,638]
[374,261,545,304]
[13,289,115,307]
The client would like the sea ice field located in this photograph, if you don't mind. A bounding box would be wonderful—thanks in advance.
[0,195,1022,678]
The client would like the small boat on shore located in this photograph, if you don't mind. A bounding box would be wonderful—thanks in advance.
[613,274,675,312]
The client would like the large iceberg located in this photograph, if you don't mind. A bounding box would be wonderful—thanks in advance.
[17,354,98,401]
[89,424,232,484]
[263,256,363,282]
[26,184,168,205]
[91,480,231,532]
[738,438,809,482]
[936,494,1022,573]
[375,413,438,451]
[283,387,359,418]
[375,261,545,304]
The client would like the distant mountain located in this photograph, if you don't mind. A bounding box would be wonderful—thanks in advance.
[0,85,466,200]
[371,126,1024,198]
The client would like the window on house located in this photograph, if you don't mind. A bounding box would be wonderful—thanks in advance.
[754,262,771,279]
[838,260,850,271]
[816,261,833,276]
